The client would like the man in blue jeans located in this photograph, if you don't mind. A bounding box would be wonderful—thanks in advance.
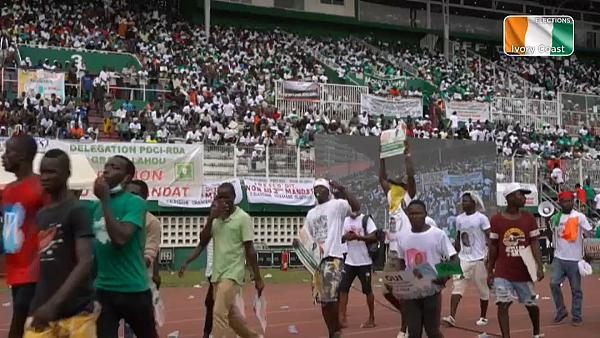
[547,191,592,326]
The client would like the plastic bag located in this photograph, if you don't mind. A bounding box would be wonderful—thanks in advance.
[151,283,165,327]
[253,293,267,333]
[578,260,593,276]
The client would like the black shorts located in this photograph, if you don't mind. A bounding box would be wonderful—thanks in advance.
[340,264,373,294]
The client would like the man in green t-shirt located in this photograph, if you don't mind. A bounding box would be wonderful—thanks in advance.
[583,178,596,217]
[91,155,158,338]
[198,183,264,338]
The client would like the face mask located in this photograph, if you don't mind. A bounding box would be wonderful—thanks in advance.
[110,185,123,194]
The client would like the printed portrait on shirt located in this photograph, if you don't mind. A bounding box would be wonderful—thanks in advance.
[405,248,428,268]
[461,232,471,247]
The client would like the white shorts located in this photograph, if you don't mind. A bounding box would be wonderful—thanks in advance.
[451,259,490,300]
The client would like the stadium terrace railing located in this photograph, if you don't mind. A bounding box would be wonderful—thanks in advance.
[560,92,600,135]
[491,96,561,128]
[275,80,368,122]
[203,144,315,179]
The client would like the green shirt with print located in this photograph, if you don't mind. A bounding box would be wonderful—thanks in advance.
[89,191,148,292]
[210,207,254,285]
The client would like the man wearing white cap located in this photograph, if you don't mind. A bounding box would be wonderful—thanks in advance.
[443,191,490,328]
[487,183,544,338]
[305,178,360,338]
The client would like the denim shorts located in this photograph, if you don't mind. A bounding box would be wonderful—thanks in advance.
[493,277,537,306]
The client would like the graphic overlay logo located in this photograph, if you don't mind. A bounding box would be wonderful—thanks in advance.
[503,15,574,56]
[175,163,194,181]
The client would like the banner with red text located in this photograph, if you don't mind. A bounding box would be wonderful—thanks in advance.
[245,179,316,206]
[157,179,243,208]
[45,141,204,200]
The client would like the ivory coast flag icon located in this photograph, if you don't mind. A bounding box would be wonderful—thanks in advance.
[503,16,574,57]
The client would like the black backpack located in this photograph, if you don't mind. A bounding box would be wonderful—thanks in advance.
[361,214,385,262]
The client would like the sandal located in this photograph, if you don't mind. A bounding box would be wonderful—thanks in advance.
[360,321,377,328]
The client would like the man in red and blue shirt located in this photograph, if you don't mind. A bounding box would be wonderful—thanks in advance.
[2,135,47,338]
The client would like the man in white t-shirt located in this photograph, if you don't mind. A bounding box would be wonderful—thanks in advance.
[395,200,457,338]
[449,112,459,134]
[339,213,378,330]
[305,179,360,338]
[547,191,591,326]
[551,164,564,188]
[442,192,491,328]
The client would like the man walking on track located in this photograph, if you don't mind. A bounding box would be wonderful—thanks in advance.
[443,191,491,327]
[395,200,457,338]
[2,135,47,338]
[198,182,264,338]
[487,183,545,338]
[90,155,158,337]
[547,191,591,326]
[305,179,360,338]
[338,212,378,329]
[179,238,215,338]
[24,149,98,337]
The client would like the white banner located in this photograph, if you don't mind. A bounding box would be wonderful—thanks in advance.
[37,140,204,200]
[245,179,316,206]
[18,70,65,101]
[282,81,320,101]
[446,101,491,122]
[361,94,422,118]
[158,179,243,208]
[496,183,539,206]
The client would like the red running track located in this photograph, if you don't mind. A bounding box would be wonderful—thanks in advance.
[0,275,599,337]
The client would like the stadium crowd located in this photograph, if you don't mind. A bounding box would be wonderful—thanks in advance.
[1,0,599,161]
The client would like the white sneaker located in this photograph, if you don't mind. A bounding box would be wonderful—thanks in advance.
[532,334,545,338]
[396,331,408,338]
[442,315,456,326]
[476,317,488,326]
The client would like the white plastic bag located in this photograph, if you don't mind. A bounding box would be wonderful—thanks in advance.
[578,260,593,276]
[151,283,165,327]
[253,293,267,333]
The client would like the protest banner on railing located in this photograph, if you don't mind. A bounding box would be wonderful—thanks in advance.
[158,179,243,208]
[361,94,422,118]
[445,101,491,122]
[18,69,65,100]
[282,81,320,101]
[245,179,316,206]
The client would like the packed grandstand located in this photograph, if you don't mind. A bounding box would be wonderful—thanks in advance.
[0,0,599,162]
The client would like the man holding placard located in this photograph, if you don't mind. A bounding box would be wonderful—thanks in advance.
[394,200,457,338]
[546,191,591,326]
[487,183,544,338]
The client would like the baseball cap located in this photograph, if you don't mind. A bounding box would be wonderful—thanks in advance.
[502,182,531,198]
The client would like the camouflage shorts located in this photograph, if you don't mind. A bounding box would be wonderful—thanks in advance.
[315,257,344,304]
